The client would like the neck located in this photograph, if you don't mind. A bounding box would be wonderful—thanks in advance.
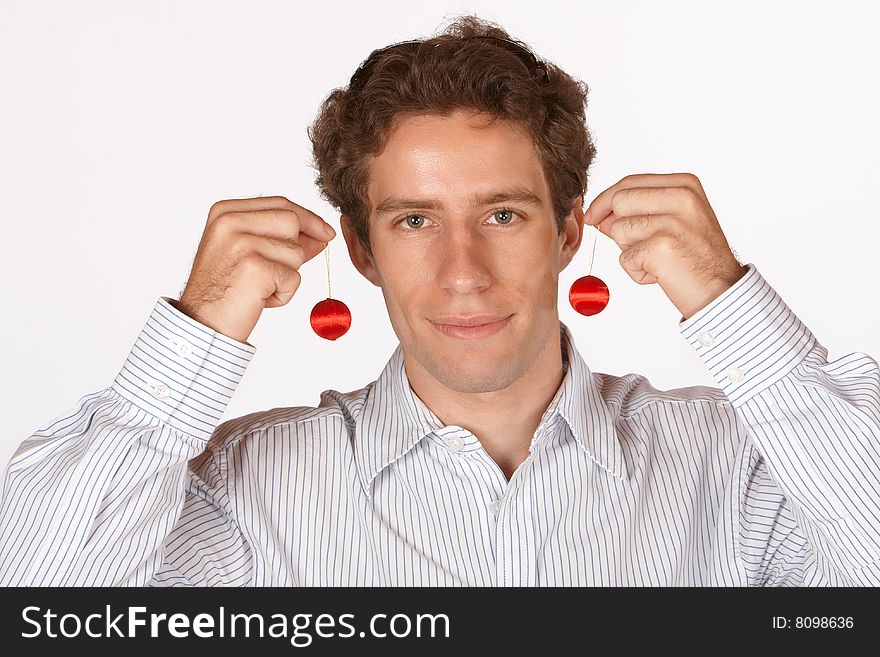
[405,325,567,481]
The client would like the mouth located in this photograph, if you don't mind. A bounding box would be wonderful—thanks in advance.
[429,314,513,340]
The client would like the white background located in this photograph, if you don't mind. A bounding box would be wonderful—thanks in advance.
[1,0,878,468]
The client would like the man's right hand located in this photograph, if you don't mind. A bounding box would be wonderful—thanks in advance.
[177,196,337,344]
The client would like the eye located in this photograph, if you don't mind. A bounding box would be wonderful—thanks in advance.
[488,208,521,226]
[400,214,432,230]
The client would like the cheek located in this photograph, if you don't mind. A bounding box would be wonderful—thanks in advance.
[381,249,432,290]
[533,268,560,311]
[498,251,558,311]
[373,249,431,318]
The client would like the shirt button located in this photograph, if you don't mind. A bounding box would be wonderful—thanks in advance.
[698,331,715,347]
[447,436,464,452]
[489,499,501,514]
[727,367,745,383]
[170,337,193,359]
[152,383,171,400]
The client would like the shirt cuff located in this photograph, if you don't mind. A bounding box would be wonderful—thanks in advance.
[111,296,256,442]
[678,263,817,405]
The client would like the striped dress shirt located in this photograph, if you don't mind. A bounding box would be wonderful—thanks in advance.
[1,262,879,586]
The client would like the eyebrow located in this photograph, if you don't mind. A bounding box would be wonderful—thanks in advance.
[373,186,544,216]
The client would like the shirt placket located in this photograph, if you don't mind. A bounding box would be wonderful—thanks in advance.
[483,425,556,586]
[493,451,539,586]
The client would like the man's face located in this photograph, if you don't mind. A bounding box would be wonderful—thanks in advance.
[343,109,582,394]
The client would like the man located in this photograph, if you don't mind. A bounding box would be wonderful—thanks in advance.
[1,15,878,586]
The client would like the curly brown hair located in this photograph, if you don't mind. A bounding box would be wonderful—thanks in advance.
[307,14,597,257]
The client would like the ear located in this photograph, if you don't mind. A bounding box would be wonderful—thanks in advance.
[558,195,585,271]
[340,214,382,287]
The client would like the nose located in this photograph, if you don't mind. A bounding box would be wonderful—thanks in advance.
[435,229,493,295]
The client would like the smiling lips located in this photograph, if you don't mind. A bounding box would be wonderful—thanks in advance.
[429,314,513,339]
[431,314,509,327]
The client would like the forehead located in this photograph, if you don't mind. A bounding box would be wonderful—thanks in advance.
[367,111,548,204]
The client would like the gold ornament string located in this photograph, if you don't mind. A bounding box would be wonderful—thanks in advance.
[324,241,332,299]
[586,224,598,276]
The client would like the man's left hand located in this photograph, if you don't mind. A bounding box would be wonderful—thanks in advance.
[584,173,749,322]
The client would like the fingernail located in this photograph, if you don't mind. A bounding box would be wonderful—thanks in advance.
[584,207,592,224]
[325,224,336,238]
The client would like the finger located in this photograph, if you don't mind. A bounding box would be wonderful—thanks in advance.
[208,195,298,222]
[219,208,334,257]
[239,214,328,265]
[585,173,701,227]
[598,213,678,248]
[619,234,674,285]
[236,233,307,272]
[265,267,302,308]
[246,255,302,309]
[609,187,704,220]
[287,201,338,243]
[209,196,336,242]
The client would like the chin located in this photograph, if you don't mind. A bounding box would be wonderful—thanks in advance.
[435,360,521,394]
[426,340,521,387]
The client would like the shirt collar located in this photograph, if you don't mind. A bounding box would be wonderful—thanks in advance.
[354,320,627,500]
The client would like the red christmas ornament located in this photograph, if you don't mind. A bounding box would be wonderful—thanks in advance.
[569,275,610,316]
[567,224,609,316]
[310,240,351,340]
[310,298,351,340]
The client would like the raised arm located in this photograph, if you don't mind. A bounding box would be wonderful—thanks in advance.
[0,296,256,585]
[1,195,337,586]
[680,263,880,585]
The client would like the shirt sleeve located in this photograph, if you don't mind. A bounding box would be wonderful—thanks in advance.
[679,263,880,586]
[0,296,255,586]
